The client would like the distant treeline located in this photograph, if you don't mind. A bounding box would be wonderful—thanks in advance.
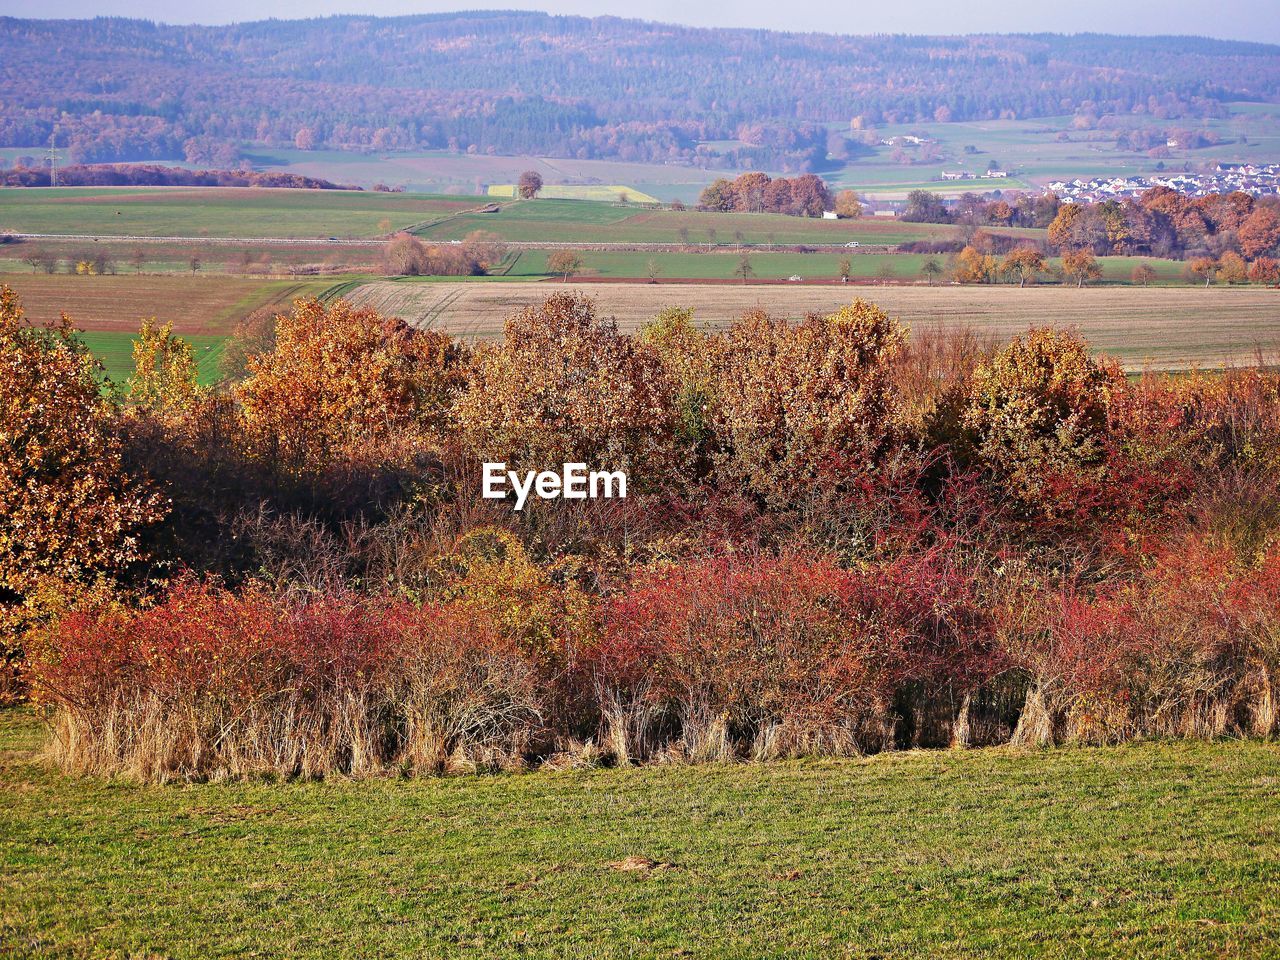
[901,188,1280,260]
[2,14,1277,171]
[697,174,836,218]
[0,164,357,190]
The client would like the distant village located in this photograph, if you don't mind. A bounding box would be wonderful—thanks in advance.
[1046,163,1280,203]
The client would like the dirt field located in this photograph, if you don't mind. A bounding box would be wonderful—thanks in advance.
[1,273,353,335]
[348,280,1280,370]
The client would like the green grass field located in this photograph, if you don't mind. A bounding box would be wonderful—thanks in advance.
[415,199,981,245]
[0,187,479,239]
[509,250,1188,282]
[2,188,1045,247]
[487,184,662,204]
[2,708,1278,958]
[79,331,227,386]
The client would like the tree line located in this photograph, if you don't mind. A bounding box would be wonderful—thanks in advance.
[903,187,1280,261]
[0,163,355,190]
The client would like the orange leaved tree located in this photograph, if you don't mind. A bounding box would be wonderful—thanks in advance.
[237,298,464,485]
[0,286,165,696]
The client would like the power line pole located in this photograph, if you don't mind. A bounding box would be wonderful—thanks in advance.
[46,130,60,188]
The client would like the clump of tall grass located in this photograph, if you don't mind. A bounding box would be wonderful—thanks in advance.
[28,580,543,782]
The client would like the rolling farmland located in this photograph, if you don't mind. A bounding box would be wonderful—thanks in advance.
[348,280,1280,370]
[1,273,355,335]
[0,187,480,239]
[412,199,996,245]
[1,187,1037,248]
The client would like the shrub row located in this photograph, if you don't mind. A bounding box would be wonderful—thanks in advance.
[26,539,1280,781]
[7,285,1280,778]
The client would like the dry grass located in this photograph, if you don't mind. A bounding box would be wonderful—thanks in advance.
[348,280,1280,370]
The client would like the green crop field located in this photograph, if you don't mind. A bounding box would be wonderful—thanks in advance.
[1,188,1046,247]
[488,184,662,204]
[3,709,1279,958]
[509,250,1187,283]
[80,331,228,386]
[0,187,480,239]
[414,199,986,245]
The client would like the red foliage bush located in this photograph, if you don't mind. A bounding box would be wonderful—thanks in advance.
[591,549,1001,760]
[28,579,544,780]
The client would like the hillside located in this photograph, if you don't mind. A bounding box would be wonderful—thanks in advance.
[3,13,1279,170]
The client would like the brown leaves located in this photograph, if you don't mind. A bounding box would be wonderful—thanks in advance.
[236,297,464,478]
[710,300,905,505]
[455,291,685,489]
[0,286,165,634]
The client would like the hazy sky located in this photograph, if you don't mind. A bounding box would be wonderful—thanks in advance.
[3,0,1279,44]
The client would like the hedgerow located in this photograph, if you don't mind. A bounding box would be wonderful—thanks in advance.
[7,285,1280,779]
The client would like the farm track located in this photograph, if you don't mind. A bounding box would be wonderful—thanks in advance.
[346,280,1280,371]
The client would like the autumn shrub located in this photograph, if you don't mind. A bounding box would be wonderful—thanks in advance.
[963,327,1142,540]
[0,287,165,698]
[1233,547,1280,735]
[589,548,1004,762]
[455,291,685,487]
[591,553,907,761]
[710,300,905,506]
[27,579,544,781]
[636,307,719,469]
[994,573,1138,746]
[995,537,1280,746]
[237,297,464,493]
[890,320,997,449]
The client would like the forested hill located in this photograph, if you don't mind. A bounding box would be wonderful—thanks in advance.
[3,13,1279,170]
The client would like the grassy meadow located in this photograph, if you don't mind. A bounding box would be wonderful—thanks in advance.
[3,709,1278,959]
[80,331,228,386]
[0,187,479,239]
[412,200,984,245]
[506,250,1189,283]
